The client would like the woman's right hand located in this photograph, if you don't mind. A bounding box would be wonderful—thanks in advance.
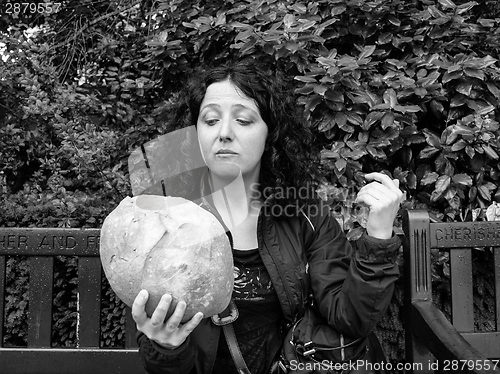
[132,289,204,349]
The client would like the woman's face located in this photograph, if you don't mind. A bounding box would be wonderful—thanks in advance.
[197,79,268,181]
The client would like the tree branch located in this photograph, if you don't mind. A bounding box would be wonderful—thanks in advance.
[51,0,142,50]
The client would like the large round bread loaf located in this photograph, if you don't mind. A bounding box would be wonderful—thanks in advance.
[100,195,233,321]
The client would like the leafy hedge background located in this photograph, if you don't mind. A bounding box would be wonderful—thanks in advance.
[1,0,500,363]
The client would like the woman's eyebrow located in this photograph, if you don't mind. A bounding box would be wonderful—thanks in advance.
[200,102,258,113]
[200,103,220,111]
[232,103,258,113]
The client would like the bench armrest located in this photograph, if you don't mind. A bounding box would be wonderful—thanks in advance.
[411,300,500,374]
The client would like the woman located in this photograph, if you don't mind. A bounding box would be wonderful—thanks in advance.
[132,61,403,374]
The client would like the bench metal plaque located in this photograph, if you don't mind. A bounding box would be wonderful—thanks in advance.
[430,221,500,248]
[0,228,101,256]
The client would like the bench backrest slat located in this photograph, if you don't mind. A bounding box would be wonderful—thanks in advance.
[450,248,474,332]
[0,256,5,345]
[125,308,137,348]
[28,257,54,347]
[495,247,500,332]
[78,257,102,347]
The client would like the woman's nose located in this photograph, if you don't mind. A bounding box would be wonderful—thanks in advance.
[217,116,234,141]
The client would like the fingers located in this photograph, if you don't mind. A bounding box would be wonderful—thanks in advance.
[131,289,149,326]
[165,300,187,331]
[355,183,399,206]
[180,312,204,335]
[355,176,404,230]
[131,291,201,349]
[364,172,400,193]
[355,193,386,213]
[358,174,403,203]
[132,291,200,331]
[355,191,380,207]
[150,294,173,326]
[358,181,389,196]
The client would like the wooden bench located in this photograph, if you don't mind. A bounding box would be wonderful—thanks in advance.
[0,227,145,374]
[0,131,200,374]
[403,210,500,373]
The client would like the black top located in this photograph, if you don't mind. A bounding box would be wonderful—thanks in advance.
[136,202,402,374]
[211,248,283,374]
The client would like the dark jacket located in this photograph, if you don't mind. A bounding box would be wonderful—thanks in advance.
[137,197,401,374]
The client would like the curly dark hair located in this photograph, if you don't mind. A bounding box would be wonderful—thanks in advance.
[168,61,323,216]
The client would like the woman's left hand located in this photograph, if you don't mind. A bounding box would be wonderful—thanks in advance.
[354,172,404,240]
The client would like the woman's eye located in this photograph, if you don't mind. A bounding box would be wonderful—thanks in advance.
[205,118,219,126]
[236,119,252,125]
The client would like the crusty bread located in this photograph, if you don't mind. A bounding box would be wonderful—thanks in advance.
[100,195,233,321]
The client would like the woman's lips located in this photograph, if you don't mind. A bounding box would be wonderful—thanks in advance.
[215,150,238,156]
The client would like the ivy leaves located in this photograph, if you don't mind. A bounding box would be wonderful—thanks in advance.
[2,0,500,224]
